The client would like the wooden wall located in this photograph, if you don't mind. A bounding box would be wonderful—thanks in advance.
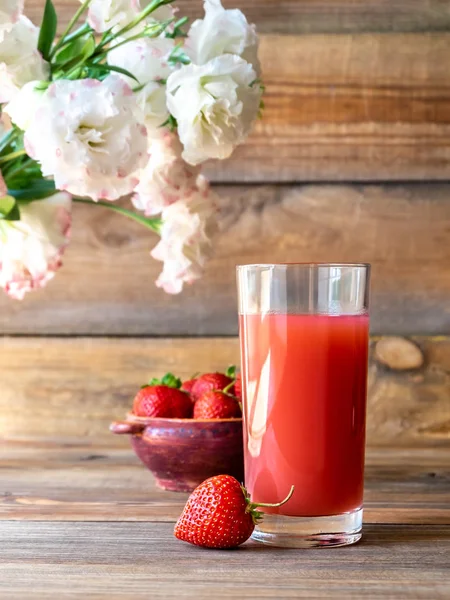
[2,1,449,443]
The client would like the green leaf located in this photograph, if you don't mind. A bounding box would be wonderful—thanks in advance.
[0,129,20,154]
[160,115,178,132]
[226,365,237,379]
[5,163,43,187]
[55,33,96,65]
[0,195,20,221]
[38,0,58,61]
[165,17,189,39]
[161,373,182,389]
[0,195,16,217]
[8,180,56,201]
[168,44,191,67]
[143,373,182,389]
[34,81,51,92]
[86,63,140,83]
[6,202,21,221]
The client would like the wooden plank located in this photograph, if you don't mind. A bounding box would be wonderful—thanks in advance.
[212,33,450,182]
[0,336,449,444]
[0,522,449,599]
[1,443,449,522]
[0,184,449,335]
[27,0,450,34]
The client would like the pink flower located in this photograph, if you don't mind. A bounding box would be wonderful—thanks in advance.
[0,193,71,300]
[107,37,175,131]
[24,76,147,201]
[0,169,6,197]
[151,177,217,294]
[132,131,200,216]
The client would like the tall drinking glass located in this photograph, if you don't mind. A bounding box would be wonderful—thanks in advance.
[237,263,370,548]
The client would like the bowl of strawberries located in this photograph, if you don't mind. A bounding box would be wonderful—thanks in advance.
[110,369,243,492]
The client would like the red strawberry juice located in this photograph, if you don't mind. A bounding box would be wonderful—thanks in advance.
[239,313,369,517]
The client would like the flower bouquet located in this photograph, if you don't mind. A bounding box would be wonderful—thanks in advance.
[0,0,263,298]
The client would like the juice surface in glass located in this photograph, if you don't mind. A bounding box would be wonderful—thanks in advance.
[239,313,369,517]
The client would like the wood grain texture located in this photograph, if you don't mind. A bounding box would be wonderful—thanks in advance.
[1,443,449,523]
[26,0,450,34]
[0,522,449,598]
[212,33,450,182]
[0,336,449,444]
[1,184,449,336]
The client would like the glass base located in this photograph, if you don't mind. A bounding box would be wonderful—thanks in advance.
[251,508,363,548]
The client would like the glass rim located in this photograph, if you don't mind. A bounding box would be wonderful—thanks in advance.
[236,262,371,270]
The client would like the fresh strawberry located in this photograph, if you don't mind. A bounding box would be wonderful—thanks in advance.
[181,378,197,396]
[193,389,241,420]
[174,475,294,549]
[234,373,242,400]
[132,372,192,418]
[133,386,192,418]
[191,372,234,402]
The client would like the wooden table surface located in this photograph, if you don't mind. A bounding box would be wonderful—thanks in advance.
[0,439,449,599]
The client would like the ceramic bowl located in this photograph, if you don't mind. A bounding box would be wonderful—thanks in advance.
[110,413,244,492]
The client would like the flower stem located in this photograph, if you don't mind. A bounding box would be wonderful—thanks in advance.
[51,0,92,58]
[0,129,20,154]
[99,0,173,47]
[4,158,35,181]
[72,198,162,234]
[98,23,168,56]
[52,23,92,59]
[0,150,27,164]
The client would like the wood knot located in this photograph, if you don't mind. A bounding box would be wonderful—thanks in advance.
[100,231,132,249]
[374,337,424,371]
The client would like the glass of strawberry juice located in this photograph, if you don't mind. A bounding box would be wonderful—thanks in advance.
[237,263,370,548]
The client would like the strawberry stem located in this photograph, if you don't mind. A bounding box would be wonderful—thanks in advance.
[251,485,295,510]
[243,485,295,524]
[223,381,235,395]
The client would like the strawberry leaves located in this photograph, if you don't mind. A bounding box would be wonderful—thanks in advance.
[146,372,182,389]
[226,365,237,379]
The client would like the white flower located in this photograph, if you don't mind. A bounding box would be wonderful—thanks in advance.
[24,75,148,201]
[151,177,217,294]
[186,0,260,75]
[0,193,71,300]
[136,81,170,131]
[4,80,45,130]
[0,0,23,42]
[133,130,200,216]
[84,0,141,33]
[148,4,179,34]
[108,37,174,130]
[108,37,173,82]
[166,54,261,165]
[0,16,49,104]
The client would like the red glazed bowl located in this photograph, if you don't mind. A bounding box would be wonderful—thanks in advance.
[110,413,244,492]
